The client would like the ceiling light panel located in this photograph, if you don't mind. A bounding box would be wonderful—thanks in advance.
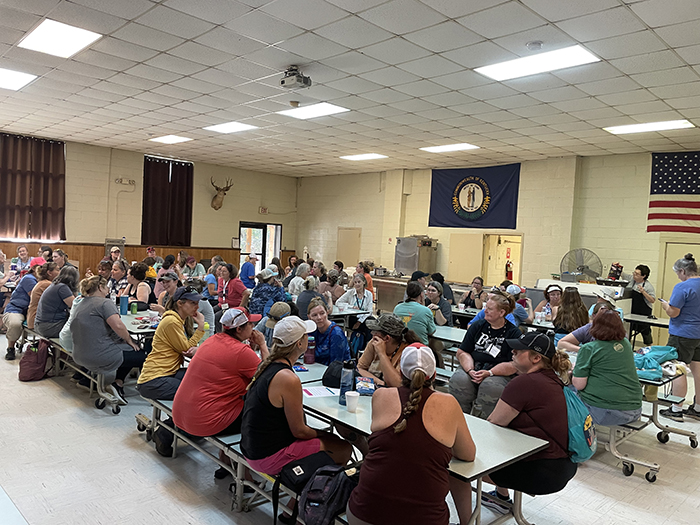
[475,45,600,81]
[19,19,102,58]
[149,135,192,144]
[0,68,38,91]
[603,120,695,134]
[277,102,350,120]
[340,153,388,160]
[203,122,258,134]
[420,143,480,153]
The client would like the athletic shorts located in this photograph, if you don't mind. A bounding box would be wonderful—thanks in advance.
[668,335,700,363]
[245,438,321,476]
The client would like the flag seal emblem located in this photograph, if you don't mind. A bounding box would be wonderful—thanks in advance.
[452,176,491,220]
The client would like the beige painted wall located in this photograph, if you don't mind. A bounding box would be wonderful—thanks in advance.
[64,142,298,249]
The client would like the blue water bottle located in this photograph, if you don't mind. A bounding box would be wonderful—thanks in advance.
[119,296,129,315]
[339,360,355,406]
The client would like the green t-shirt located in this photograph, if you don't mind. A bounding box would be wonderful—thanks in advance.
[573,339,642,411]
[393,300,436,345]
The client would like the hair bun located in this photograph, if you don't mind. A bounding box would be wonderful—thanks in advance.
[685,253,695,261]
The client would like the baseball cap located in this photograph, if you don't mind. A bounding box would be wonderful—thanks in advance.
[273,316,316,346]
[221,307,262,329]
[506,284,523,296]
[400,343,436,379]
[186,256,196,264]
[266,302,291,329]
[172,286,203,303]
[411,270,430,281]
[365,313,407,338]
[258,268,274,281]
[249,253,259,260]
[158,271,179,282]
[545,284,563,295]
[30,257,46,268]
[506,332,555,359]
[266,264,279,276]
[110,246,121,253]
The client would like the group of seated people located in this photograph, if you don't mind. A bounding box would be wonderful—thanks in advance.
[2,245,653,524]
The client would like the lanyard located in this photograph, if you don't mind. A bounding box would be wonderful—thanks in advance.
[354,293,364,310]
[222,280,229,299]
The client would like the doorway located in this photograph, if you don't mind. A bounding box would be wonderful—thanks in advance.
[482,234,523,287]
[337,228,361,270]
[239,222,282,273]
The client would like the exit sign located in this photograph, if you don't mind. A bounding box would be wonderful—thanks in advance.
[258,206,268,215]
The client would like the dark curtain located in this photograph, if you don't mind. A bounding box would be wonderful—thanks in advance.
[141,156,193,246]
[0,133,65,240]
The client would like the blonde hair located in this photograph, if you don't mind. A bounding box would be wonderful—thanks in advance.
[532,349,572,384]
[393,370,434,433]
[247,338,303,390]
[80,275,107,296]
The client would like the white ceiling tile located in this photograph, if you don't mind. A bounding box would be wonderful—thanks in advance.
[432,70,491,90]
[92,37,159,62]
[314,16,392,49]
[0,6,41,32]
[360,37,432,64]
[163,0,251,24]
[397,55,462,77]
[0,26,24,46]
[278,33,349,60]
[614,100,673,116]
[555,7,646,42]
[655,20,700,48]
[360,0,447,34]
[191,68,247,88]
[577,76,641,96]
[585,30,667,61]
[92,81,142,97]
[392,79,449,97]
[137,6,215,39]
[677,44,700,65]
[551,97,605,112]
[145,53,207,75]
[443,41,516,69]
[324,51,385,74]
[418,0,509,18]
[519,0,618,22]
[460,83,519,101]
[68,0,155,20]
[261,0,347,31]
[631,67,700,89]
[57,60,115,80]
[223,10,304,44]
[170,77,221,95]
[236,81,285,97]
[48,2,128,34]
[458,2,546,39]
[126,63,182,83]
[75,50,137,72]
[359,66,421,86]
[208,88,257,104]
[422,91,476,107]
[404,21,482,53]
[358,88,412,104]
[242,46,306,71]
[610,50,684,75]
[168,42,232,67]
[553,62,624,83]
[596,89,657,105]
[492,24,577,57]
[503,74,568,93]
[325,0,388,12]
[0,0,62,17]
[630,0,700,28]
[109,72,161,90]
[649,82,700,100]
[217,58,277,80]
[112,23,186,51]
[487,94,540,110]
[325,75,384,94]
[150,83,199,101]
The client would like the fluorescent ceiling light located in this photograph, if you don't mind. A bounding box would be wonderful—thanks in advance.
[475,45,599,81]
[204,121,258,134]
[19,19,101,59]
[277,102,349,120]
[604,120,695,135]
[149,135,192,144]
[420,143,480,153]
[0,68,37,91]
[285,161,317,166]
[340,153,388,161]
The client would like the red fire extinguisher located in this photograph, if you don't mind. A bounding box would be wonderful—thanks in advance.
[505,260,513,280]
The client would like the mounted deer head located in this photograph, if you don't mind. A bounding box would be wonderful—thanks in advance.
[210,177,233,210]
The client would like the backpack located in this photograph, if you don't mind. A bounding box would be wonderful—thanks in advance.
[348,331,365,359]
[563,386,597,463]
[18,340,51,382]
[299,465,359,525]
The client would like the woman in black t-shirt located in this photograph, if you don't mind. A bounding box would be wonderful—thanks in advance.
[448,290,521,418]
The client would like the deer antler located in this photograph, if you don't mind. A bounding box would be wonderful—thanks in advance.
[211,177,221,190]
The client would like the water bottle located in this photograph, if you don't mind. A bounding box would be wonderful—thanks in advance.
[339,360,355,406]
[119,296,129,315]
[304,335,316,364]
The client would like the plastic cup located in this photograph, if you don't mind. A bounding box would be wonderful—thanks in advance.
[338,304,346,312]
[346,391,359,413]
[458,304,465,311]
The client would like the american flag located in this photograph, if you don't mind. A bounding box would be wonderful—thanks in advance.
[647,151,700,234]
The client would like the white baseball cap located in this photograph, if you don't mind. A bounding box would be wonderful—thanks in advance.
[400,343,436,379]
[273,316,316,346]
[249,253,259,260]
[221,307,261,329]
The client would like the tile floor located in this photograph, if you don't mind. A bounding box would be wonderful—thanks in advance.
[1,334,700,525]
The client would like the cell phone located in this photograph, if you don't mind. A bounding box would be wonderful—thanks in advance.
[659,298,667,303]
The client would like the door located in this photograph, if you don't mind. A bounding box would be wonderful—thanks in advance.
[448,233,484,284]
[239,222,283,273]
[483,234,522,286]
[658,242,700,345]
[337,228,361,269]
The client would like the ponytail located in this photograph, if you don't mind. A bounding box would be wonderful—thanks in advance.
[247,339,301,390]
[394,370,433,433]
[536,349,572,385]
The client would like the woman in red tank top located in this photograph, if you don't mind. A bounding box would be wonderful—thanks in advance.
[347,343,476,525]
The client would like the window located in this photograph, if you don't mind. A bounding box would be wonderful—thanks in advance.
[239,222,282,272]
[0,132,66,241]
[141,155,193,246]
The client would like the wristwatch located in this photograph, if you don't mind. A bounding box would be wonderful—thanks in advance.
[488,370,494,377]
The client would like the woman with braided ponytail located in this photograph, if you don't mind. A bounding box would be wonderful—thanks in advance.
[240,316,353,476]
[348,344,476,525]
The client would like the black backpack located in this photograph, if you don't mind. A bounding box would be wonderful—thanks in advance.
[299,465,359,525]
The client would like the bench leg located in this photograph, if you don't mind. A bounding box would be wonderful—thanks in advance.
[647,400,698,445]
[603,427,660,480]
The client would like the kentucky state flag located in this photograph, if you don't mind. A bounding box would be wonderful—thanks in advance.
[429,164,520,229]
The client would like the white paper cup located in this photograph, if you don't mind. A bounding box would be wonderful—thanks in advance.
[338,304,346,312]
[345,391,359,413]
[458,304,465,311]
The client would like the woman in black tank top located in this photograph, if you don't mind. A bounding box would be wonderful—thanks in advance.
[124,262,156,309]
[240,316,353,476]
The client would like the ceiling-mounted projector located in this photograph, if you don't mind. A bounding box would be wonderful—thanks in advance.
[280,65,312,89]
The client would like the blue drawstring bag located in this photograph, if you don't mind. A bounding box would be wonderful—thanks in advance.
[564,386,597,463]
[634,354,663,381]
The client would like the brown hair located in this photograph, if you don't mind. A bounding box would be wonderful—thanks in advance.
[129,262,148,281]
[553,288,589,332]
[307,296,327,315]
[36,261,58,281]
[528,349,572,385]
[164,288,194,337]
[80,275,108,296]
[590,309,626,341]
[394,370,434,433]
[488,289,515,315]
[544,284,563,302]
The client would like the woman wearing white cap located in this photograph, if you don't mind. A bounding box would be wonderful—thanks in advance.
[241,316,353,476]
[248,267,286,316]
[347,343,476,525]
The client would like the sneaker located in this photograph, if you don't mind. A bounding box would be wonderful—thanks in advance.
[214,467,232,480]
[481,489,512,515]
[684,405,700,421]
[153,430,174,458]
[110,383,128,406]
[659,408,684,422]
[5,348,15,360]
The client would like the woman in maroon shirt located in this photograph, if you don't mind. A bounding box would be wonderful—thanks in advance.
[348,344,476,525]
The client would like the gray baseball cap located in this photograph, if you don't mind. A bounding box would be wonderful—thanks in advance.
[365,313,407,337]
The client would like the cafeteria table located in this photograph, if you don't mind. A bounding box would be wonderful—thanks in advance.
[625,313,669,345]
[302,384,547,525]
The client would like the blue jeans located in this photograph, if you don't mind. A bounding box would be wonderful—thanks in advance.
[583,401,642,426]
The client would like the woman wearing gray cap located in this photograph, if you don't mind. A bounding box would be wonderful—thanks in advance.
[248,268,286,316]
